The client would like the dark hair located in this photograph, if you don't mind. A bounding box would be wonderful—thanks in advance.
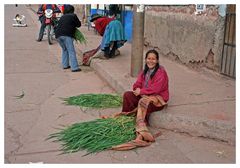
[64,5,74,14]
[143,49,160,79]
[109,4,120,16]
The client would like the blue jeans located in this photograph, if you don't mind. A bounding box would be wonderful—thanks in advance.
[57,36,79,70]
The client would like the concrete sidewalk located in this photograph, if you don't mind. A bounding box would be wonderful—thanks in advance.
[83,29,235,145]
[29,4,236,145]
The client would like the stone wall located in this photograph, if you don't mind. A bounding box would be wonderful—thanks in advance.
[144,5,225,71]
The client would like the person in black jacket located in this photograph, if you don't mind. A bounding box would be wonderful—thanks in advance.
[55,5,81,72]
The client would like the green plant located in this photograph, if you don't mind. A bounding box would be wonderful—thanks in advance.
[62,94,122,108]
[74,28,87,44]
[48,115,136,156]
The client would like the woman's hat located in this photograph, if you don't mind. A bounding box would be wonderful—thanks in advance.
[90,14,102,22]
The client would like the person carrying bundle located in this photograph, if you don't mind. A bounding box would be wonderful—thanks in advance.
[55,5,82,72]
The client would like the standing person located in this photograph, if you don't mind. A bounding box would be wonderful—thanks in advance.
[55,5,81,72]
[90,14,126,59]
[36,4,61,42]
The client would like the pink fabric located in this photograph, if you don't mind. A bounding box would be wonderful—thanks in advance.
[133,66,169,102]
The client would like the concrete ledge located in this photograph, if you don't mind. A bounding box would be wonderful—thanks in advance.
[149,109,235,145]
[91,58,131,93]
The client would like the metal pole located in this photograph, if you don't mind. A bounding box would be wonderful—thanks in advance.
[131,5,145,77]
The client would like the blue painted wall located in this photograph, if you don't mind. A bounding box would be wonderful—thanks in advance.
[90,9,105,15]
[123,10,133,42]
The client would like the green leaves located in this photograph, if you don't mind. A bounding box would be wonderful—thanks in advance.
[50,93,130,155]
[62,93,123,108]
[74,28,87,44]
[48,116,136,155]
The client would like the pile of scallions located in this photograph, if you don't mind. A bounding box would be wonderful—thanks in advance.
[62,93,122,108]
[48,115,136,156]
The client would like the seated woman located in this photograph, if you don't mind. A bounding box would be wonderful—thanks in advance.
[126,49,168,129]
[90,14,127,59]
[123,49,169,115]
[112,49,169,150]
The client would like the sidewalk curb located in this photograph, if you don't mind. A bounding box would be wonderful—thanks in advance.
[91,59,131,93]
[91,59,235,145]
[150,110,235,145]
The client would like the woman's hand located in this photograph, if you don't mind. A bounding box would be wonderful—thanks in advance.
[133,88,141,96]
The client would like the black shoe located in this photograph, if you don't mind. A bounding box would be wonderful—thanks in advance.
[71,68,81,72]
[36,38,42,42]
[63,66,70,69]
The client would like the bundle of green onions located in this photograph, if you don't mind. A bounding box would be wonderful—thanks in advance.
[74,28,87,44]
[48,115,136,155]
[62,93,122,108]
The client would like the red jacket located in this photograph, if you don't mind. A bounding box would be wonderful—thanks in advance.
[133,66,169,102]
[94,17,115,36]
